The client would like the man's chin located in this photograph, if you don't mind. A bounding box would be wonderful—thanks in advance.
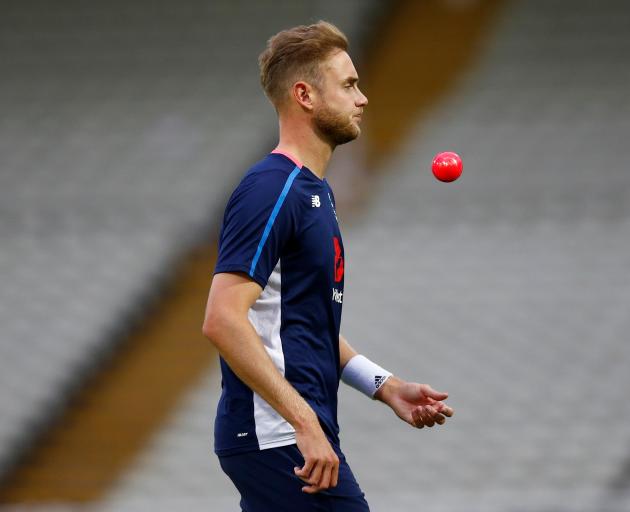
[348,124,361,141]
[314,113,360,146]
[335,129,359,146]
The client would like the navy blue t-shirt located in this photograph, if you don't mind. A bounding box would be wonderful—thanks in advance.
[213,152,345,456]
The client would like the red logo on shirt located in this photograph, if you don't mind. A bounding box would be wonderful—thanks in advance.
[333,237,344,283]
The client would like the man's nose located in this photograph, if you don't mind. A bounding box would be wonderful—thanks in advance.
[357,89,368,106]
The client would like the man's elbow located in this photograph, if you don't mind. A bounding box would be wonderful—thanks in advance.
[202,310,222,344]
[201,320,214,343]
[202,308,236,348]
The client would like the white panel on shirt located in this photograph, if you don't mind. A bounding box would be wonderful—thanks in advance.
[248,259,297,449]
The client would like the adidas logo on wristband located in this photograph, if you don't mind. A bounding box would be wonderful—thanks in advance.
[341,355,392,399]
[374,375,387,389]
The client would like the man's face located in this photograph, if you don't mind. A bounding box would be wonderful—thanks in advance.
[312,50,368,147]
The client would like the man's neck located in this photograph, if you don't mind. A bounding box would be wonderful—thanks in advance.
[276,117,333,179]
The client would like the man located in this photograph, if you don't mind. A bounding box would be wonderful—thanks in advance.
[202,21,453,512]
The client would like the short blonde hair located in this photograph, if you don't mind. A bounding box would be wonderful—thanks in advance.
[258,21,349,108]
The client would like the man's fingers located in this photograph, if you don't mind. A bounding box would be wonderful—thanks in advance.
[429,400,454,419]
[294,459,314,479]
[423,405,437,427]
[331,460,339,488]
[411,407,420,427]
[437,403,454,417]
[411,407,425,428]
[420,384,448,402]
[318,462,333,490]
[300,459,339,494]
[306,460,323,486]
[412,405,451,428]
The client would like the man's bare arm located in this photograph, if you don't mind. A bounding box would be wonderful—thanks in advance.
[202,272,339,493]
[203,273,314,429]
[339,333,358,370]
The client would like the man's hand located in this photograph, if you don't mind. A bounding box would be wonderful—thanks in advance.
[375,376,454,428]
[293,414,340,494]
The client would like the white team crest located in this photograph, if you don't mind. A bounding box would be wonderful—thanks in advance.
[311,195,321,207]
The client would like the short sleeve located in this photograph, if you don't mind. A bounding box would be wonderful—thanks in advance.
[214,168,302,289]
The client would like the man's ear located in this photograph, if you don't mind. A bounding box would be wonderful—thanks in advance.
[292,81,316,111]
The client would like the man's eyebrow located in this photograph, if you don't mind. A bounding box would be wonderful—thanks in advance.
[343,76,359,85]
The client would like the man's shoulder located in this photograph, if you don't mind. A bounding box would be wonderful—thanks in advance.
[248,153,298,176]
[236,154,295,189]
[234,155,313,201]
[225,155,312,216]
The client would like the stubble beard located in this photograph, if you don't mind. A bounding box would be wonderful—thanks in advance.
[313,104,360,147]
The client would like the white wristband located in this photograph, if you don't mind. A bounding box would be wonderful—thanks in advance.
[341,354,393,399]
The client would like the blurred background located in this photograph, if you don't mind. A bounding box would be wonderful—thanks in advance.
[1,0,630,510]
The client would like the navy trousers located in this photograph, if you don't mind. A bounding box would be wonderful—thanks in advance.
[218,443,370,511]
